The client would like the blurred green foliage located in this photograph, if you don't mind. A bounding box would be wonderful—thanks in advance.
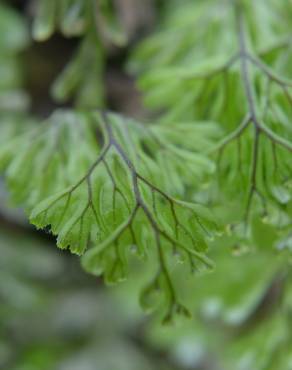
[0,1,292,369]
[0,2,29,112]
[0,227,174,370]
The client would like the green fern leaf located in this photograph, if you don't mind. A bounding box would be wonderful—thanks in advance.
[131,0,292,244]
[0,110,218,321]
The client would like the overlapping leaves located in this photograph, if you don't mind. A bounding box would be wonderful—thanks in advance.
[0,110,218,321]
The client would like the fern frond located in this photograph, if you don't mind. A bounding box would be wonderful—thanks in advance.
[0,110,218,321]
[131,0,292,241]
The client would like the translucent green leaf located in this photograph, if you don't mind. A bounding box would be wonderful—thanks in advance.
[0,110,218,321]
